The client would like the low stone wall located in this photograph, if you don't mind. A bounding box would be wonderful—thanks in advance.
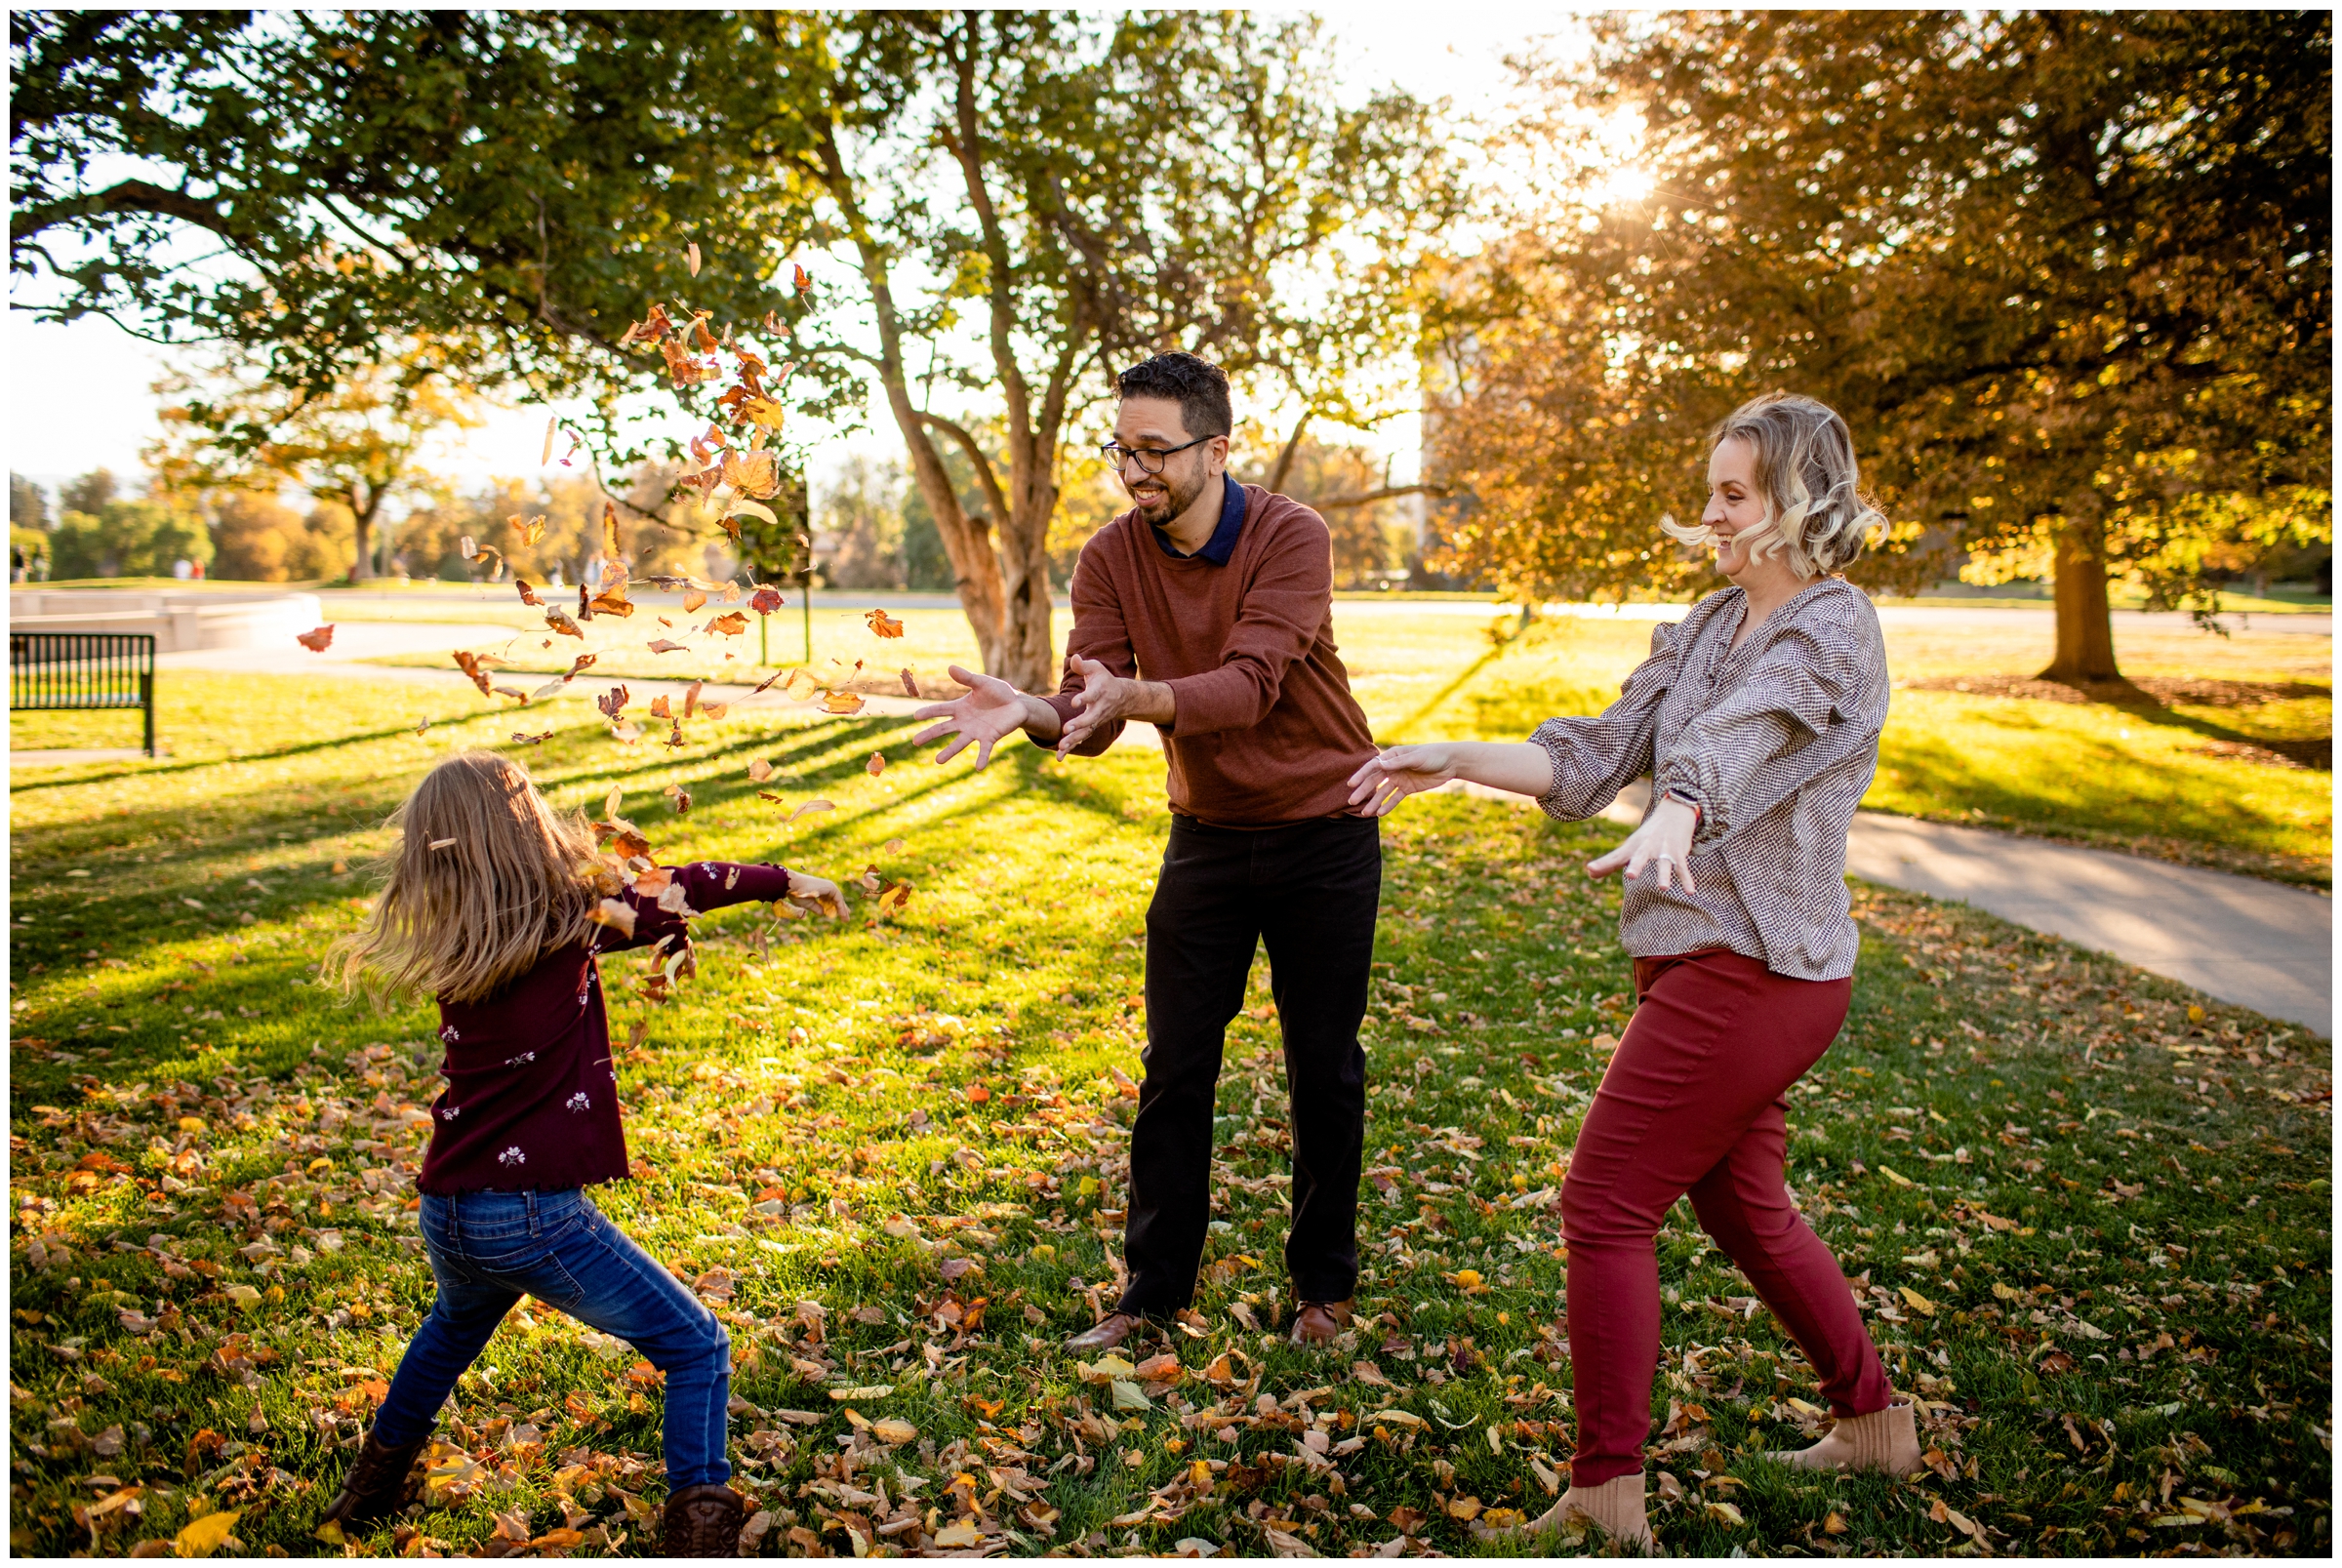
[9,590,325,653]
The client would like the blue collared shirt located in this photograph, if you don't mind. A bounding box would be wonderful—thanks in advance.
[1149,475,1247,565]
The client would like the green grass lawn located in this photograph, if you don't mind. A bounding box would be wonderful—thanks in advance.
[8,671,2331,1558]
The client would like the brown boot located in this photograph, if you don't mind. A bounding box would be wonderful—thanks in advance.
[664,1481,747,1557]
[1768,1399,1924,1476]
[1289,1299,1353,1346]
[1064,1311,1145,1353]
[313,1429,428,1538]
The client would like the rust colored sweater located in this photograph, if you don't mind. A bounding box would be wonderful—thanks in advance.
[1042,482,1378,826]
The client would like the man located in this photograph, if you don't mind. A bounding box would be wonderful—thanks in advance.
[912,351,1383,1350]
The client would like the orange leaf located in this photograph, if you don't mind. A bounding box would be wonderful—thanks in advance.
[511,731,551,745]
[822,691,867,715]
[646,639,690,654]
[867,752,886,776]
[865,608,905,638]
[295,625,334,652]
[900,667,918,697]
[685,241,702,277]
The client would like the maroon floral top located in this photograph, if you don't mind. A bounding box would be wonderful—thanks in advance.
[415,862,791,1195]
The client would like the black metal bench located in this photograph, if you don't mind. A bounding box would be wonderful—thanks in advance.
[9,631,157,756]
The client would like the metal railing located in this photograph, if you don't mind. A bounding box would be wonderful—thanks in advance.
[9,631,157,756]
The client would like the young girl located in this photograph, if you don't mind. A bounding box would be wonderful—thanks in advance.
[318,750,842,1555]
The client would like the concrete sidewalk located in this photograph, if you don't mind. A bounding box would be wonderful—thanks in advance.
[1447,779,2332,1037]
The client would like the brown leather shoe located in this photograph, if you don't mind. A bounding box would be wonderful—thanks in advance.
[1064,1310,1145,1353]
[1289,1299,1354,1346]
[664,1481,747,1557]
[314,1428,428,1537]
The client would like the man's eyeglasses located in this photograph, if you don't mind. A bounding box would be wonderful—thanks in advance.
[1100,435,1211,475]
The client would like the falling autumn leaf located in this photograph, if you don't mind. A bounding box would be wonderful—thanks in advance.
[511,731,552,745]
[867,752,886,776]
[566,653,598,679]
[699,701,728,719]
[750,586,785,616]
[648,695,672,720]
[665,784,692,815]
[683,679,705,718]
[295,625,334,652]
[900,668,919,697]
[865,608,906,638]
[545,607,585,639]
[686,240,702,276]
[529,677,569,702]
[786,799,834,824]
[747,759,775,783]
[541,415,557,465]
[597,685,630,720]
[516,579,544,607]
[515,512,548,545]
[683,588,707,613]
[647,639,690,654]
[588,899,637,938]
[793,262,814,295]
[706,611,749,636]
[822,691,867,715]
[883,838,907,855]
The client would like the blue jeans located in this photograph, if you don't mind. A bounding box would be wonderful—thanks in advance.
[374,1187,732,1489]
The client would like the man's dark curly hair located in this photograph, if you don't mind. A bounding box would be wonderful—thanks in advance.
[1115,351,1232,440]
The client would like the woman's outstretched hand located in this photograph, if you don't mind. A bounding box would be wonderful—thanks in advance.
[783,871,848,920]
[1347,744,1464,818]
[1587,796,1700,893]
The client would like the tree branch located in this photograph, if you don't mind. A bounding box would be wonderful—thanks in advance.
[9,178,248,247]
[916,411,1010,528]
[1267,410,1312,495]
[1307,482,1452,512]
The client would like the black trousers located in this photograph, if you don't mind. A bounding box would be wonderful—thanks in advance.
[1119,812,1382,1315]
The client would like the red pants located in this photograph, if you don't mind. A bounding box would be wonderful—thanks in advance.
[1562,948,1890,1486]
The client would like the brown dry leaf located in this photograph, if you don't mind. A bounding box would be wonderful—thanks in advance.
[453,650,494,695]
[492,684,529,703]
[865,608,905,638]
[706,612,748,636]
[518,513,548,546]
[899,668,918,698]
[566,653,598,679]
[876,882,911,915]
[516,579,544,607]
[541,415,557,465]
[786,799,834,824]
[822,691,867,715]
[749,586,785,616]
[545,607,585,639]
[295,625,334,652]
[597,685,630,720]
[867,752,885,777]
[723,448,782,499]
[882,837,907,855]
[646,639,690,654]
[664,784,692,815]
[685,240,702,277]
[611,720,644,744]
[793,263,813,295]
[700,701,728,719]
[529,677,569,702]
[683,679,704,719]
[747,759,774,783]
[665,716,685,749]
[647,694,672,720]
[683,588,707,614]
[588,899,638,938]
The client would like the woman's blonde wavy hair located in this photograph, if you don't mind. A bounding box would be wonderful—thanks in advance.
[331,750,601,1006]
[1661,391,1885,579]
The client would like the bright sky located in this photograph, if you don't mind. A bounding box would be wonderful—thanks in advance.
[5,9,1589,502]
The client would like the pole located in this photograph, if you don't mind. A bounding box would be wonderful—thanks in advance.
[801,568,813,664]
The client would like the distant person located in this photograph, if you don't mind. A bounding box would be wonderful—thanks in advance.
[11,544,24,583]
[1351,392,1909,1548]
[321,751,846,1554]
[172,558,192,581]
[912,350,1383,1352]
[189,559,204,581]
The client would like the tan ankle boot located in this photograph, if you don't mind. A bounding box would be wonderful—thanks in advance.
[1523,1472,1651,1548]
[1771,1399,1923,1476]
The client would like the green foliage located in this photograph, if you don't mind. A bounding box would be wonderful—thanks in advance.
[1429,12,2331,650]
[5,671,2329,1556]
[12,469,54,530]
[48,497,213,580]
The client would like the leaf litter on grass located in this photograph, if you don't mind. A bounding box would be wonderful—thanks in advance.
[8,646,2329,1555]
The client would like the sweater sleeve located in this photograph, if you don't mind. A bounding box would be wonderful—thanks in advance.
[1035,537,1135,756]
[1656,621,1875,849]
[1157,508,1332,738]
[590,861,790,954]
[1527,620,1680,822]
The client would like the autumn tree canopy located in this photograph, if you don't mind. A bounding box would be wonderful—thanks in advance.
[1428,10,2330,679]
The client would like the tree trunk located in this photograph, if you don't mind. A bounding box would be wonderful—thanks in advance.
[2038,525,2119,681]
[348,499,376,583]
[994,471,1058,697]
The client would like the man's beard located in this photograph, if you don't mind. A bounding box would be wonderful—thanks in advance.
[1130,465,1209,528]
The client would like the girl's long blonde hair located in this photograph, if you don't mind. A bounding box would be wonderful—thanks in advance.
[332,750,601,1005]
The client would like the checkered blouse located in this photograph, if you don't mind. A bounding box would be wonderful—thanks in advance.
[1530,578,1889,981]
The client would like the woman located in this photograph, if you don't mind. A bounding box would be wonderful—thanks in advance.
[1349,392,1916,1548]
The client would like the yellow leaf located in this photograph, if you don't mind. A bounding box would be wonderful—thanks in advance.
[828,1385,894,1401]
[1991,1281,2022,1302]
[871,1419,917,1445]
[932,1519,982,1548]
[179,1509,242,1556]
[1707,1500,1746,1527]
[1900,1285,1937,1317]
[1878,1165,1915,1187]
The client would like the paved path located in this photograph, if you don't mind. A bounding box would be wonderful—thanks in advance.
[1448,780,2331,1037]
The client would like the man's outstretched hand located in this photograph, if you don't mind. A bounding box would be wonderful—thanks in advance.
[1057,655,1175,757]
[911,664,1052,769]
